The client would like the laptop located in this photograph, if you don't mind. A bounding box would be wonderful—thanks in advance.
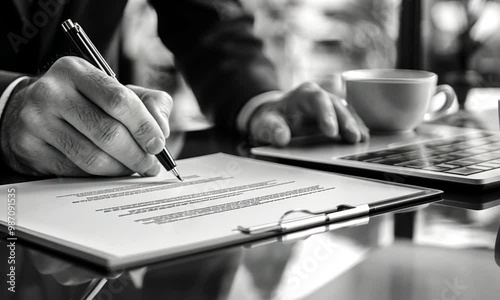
[251,124,500,190]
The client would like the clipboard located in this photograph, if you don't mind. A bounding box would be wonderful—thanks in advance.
[0,153,442,273]
[236,181,438,236]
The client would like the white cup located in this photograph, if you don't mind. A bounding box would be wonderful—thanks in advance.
[342,69,456,134]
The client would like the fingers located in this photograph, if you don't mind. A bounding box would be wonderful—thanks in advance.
[339,98,370,142]
[249,108,291,147]
[4,118,91,177]
[21,105,148,176]
[51,267,98,286]
[37,145,88,176]
[53,57,166,155]
[58,108,158,176]
[29,249,72,275]
[29,250,101,286]
[54,94,159,176]
[290,83,339,137]
[330,96,362,143]
[249,83,369,146]
[13,134,89,177]
[296,83,361,143]
[40,57,163,176]
[278,82,367,144]
[127,84,173,139]
[2,56,168,177]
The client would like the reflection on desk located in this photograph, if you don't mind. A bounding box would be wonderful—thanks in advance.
[308,242,500,300]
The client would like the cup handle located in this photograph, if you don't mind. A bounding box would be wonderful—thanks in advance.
[424,84,456,121]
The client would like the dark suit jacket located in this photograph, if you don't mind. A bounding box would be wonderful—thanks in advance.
[0,0,279,131]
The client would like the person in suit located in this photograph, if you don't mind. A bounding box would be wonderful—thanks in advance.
[0,0,369,177]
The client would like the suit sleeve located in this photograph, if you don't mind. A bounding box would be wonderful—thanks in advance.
[0,71,28,175]
[0,71,26,97]
[147,0,280,131]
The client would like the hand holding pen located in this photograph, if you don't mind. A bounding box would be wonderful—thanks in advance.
[62,19,182,181]
[0,20,181,178]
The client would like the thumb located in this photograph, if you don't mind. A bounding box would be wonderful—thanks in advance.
[250,110,291,147]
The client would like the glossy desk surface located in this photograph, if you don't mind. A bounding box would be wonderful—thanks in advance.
[2,108,500,300]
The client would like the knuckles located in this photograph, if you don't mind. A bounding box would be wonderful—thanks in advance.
[94,121,122,146]
[109,88,132,116]
[158,92,174,117]
[134,121,153,138]
[26,77,67,113]
[87,66,115,87]
[83,151,107,172]
[52,56,80,70]
[27,79,55,103]
[293,82,331,105]
[18,105,46,131]
[296,82,323,96]
[144,91,174,116]
[50,56,82,79]
[157,91,173,108]
[54,130,84,160]
[14,133,36,154]
[144,91,173,107]
[81,151,127,176]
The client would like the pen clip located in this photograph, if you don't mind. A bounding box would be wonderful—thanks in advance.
[237,204,370,235]
[75,24,116,78]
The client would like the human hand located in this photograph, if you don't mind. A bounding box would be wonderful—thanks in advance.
[144,249,242,299]
[248,82,370,147]
[29,248,121,286]
[0,56,173,176]
[243,243,293,298]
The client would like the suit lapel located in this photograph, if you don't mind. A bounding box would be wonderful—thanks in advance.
[10,0,127,71]
[12,0,31,19]
[34,0,90,67]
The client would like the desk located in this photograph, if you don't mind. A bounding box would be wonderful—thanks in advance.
[2,109,500,300]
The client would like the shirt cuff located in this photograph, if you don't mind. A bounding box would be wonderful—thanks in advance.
[236,90,283,134]
[0,76,29,121]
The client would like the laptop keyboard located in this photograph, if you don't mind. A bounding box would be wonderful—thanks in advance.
[340,132,500,176]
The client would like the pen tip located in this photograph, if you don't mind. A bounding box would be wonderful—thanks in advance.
[170,167,183,182]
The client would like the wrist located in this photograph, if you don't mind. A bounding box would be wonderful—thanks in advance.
[9,77,32,100]
[249,101,279,124]
[236,91,283,134]
[0,77,33,172]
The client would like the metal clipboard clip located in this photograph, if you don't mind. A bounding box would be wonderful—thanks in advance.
[244,215,370,249]
[237,204,370,235]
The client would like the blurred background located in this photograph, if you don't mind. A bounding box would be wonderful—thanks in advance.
[120,0,500,132]
[245,0,500,108]
[245,0,399,93]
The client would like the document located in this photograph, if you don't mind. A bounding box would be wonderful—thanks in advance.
[0,153,436,269]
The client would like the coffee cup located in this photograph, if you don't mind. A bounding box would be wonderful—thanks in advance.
[342,69,456,134]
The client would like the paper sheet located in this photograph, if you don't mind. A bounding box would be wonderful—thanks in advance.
[0,153,428,268]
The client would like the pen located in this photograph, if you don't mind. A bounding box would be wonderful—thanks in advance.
[61,19,183,181]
